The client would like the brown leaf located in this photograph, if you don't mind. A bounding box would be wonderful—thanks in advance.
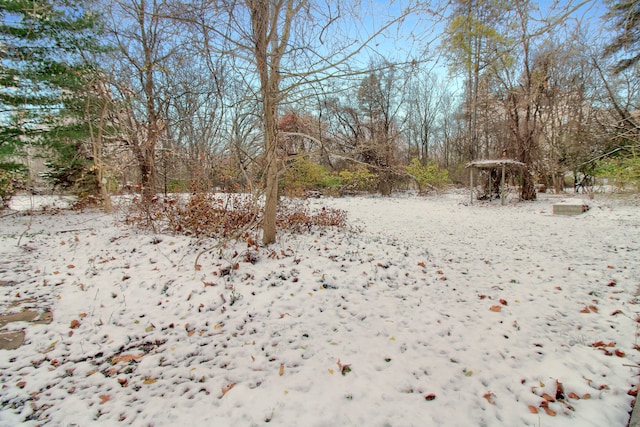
[220,383,236,398]
[568,392,580,400]
[615,349,625,357]
[582,393,591,399]
[483,391,496,405]
[490,305,502,312]
[555,380,565,400]
[541,393,555,402]
[528,405,539,414]
[279,364,285,376]
[70,319,80,329]
[542,406,557,416]
[67,264,75,269]
[499,299,508,306]
[425,393,436,401]
[628,387,638,397]
[580,307,590,313]
[111,353,143,364]
[607,280,617,287]
[611,310,623,316]
[143,377,157,384]
[591,341,616,348]
[417,261,426,268]
[99,394,110,404]
[588,305,598,313]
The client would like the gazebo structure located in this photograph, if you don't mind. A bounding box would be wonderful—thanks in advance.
[465,159,526,206]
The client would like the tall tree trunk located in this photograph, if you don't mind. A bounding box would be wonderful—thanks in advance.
[248,0,298,245]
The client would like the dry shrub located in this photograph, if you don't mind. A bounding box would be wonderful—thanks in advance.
[125,193,347,239]
[277,202,347,232]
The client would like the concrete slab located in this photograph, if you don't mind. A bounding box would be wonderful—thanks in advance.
[553,202,589,215]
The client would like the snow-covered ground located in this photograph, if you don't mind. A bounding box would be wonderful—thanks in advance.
[1,191,639,426]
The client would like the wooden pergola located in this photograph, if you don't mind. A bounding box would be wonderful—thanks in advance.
[465,159,526,206]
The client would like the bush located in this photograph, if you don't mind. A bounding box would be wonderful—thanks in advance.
[125,193,348,239]
[338,165,379,193]
[0,168,27,209]
[283,158,338,196]
[594,156,640,191]
[406,158,450,193]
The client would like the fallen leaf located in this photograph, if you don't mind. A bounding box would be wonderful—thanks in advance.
[118,378,128,387]
[568,392,580,399]
[220,383,235,398]
[628,388,638,396]
[279,364,285,376]
[483,391,496,405]
[70,319,80,329]
[425,393,436,401]
[591,341,616,348]
[580,307,590,313]
[615,349,625,357]
[528,405,538,414]
[541,393,555,402]
[607,280,617,287]
[417,261,426,268]
[337,359,351,376]
[499,299,508,306]
[99,394,110,404]
[555,380,565,400]
[143,377,157,384]
[67,264,75,269]
[582,393,591,399]
[611,310,623,316]
[542,406,557,416]
[490,305,502,312]
[112,353,143,364]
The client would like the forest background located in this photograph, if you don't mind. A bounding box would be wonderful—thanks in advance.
[1,0,639,243]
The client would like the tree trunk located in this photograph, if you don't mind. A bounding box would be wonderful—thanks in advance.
[140,143,156,204]
[262,93,279,245]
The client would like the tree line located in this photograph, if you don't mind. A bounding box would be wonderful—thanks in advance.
[1,0,639,243]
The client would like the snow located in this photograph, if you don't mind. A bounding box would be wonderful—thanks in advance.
[1,191,639,426]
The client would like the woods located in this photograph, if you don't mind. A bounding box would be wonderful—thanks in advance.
[2,0,639,239]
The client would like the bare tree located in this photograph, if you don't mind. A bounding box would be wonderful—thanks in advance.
[181,0,421,244]
[104,0,182,204]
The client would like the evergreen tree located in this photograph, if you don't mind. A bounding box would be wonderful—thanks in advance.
[0,0,105,195]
